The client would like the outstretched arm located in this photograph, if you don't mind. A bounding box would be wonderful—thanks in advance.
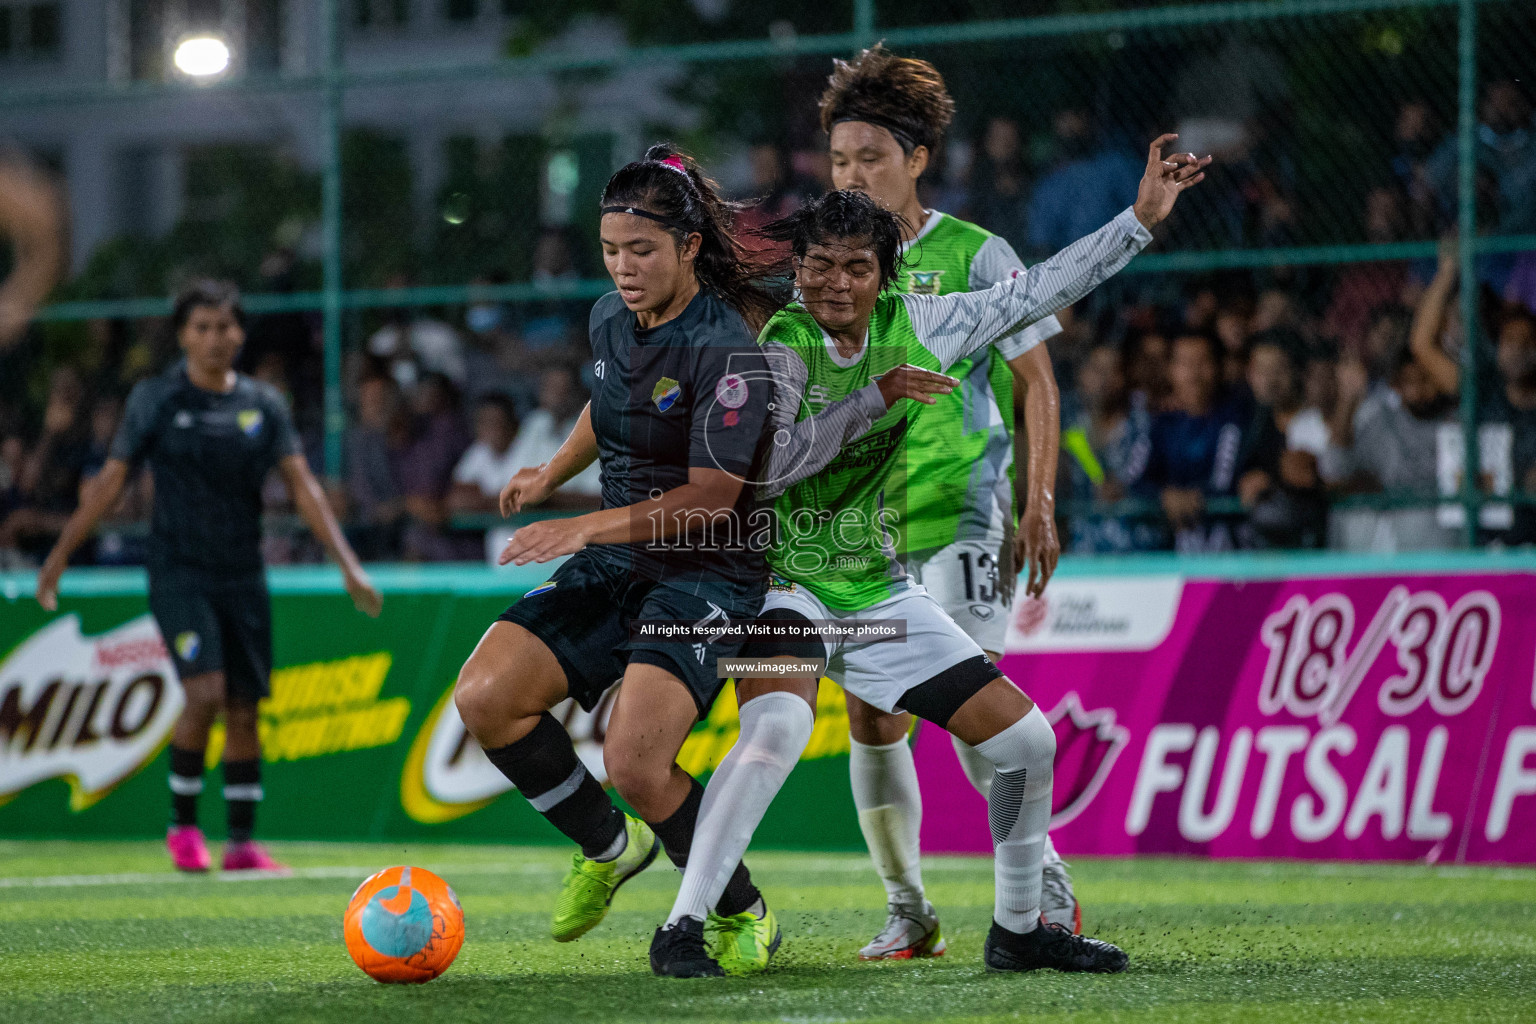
[280,454,382,616]
[0,157,65,351]
[909,135,1209,369]
[1409,239,1461,396]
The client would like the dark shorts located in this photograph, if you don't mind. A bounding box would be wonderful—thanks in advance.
[148,565,272,704]
[498,550,759,717]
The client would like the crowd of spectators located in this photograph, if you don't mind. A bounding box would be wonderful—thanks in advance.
[3,74,1535,567]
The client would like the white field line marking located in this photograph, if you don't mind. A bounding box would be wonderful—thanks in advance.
[0,856,920,890]
[10,855,1527,891]
[0,862,557,890]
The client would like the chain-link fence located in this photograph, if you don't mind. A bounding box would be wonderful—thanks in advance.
[2,0,1534,563]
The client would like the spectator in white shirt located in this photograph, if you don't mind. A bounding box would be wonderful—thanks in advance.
[449,394,521,514]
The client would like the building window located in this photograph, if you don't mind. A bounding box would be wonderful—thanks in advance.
[26,2,59,53]
[0,2,62,59]
[246,0,282,73]
[353,0,409,29]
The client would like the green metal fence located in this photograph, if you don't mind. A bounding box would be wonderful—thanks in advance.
[12,0,1536,544]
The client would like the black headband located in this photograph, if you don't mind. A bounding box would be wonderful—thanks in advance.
[831,115,922,154]
[600,205,690,232]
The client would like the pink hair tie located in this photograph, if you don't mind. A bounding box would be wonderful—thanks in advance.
[659,155,688,175]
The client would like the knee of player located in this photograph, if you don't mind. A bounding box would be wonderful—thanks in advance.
[601,739,668,812]
[223,700,259,732]
[180,672,227,717]
[980,703,1057,774]
[453,664,509,739]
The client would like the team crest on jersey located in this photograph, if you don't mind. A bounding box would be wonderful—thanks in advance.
[906,270,944,294]
[652,377,681,412]
[767,575,797,593]
[174,631,201,662]
[237,409,264,436]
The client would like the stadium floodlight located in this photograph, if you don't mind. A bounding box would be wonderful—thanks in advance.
[173,35,231,78]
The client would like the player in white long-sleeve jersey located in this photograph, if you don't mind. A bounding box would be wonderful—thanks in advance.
[817,45,1080,958]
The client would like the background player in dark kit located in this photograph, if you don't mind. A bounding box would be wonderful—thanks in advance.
[35,280,382,874]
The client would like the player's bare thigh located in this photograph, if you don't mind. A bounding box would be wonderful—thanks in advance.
[945,676,1036,748]
[846,692,910,745]
[453,620,570,748]
[846,645,1005,746]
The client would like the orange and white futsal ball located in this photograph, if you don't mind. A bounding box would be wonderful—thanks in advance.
[344,866,464,983]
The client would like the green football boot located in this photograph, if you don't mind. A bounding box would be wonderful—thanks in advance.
[706,901,782,976]
[550,814,660,942]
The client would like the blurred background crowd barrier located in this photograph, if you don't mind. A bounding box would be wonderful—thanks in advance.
[2,0,1535,567]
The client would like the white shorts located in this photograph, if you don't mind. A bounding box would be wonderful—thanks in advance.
[904,539,1010,656]
[759,580,994,717]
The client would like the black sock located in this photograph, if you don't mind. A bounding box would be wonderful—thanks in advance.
[223,758,261,843]
[169,746,204,828]
[648,776,761,917]
[482,713,623,859]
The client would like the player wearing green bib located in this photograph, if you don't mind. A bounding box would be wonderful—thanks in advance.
[650,136,1208,977]
[819,46,1075,957]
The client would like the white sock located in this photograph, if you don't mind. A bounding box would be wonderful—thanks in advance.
[849,737,924,906]
[973,705,1056,934]
[957,734,1067,865]
[666,691,814,926]
[951,732,996,799]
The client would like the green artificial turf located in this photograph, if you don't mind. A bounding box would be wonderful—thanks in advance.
[1,841,1532,1024]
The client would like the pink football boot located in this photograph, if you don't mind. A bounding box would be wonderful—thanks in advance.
[222,840,290,874]
[166,825,212,873]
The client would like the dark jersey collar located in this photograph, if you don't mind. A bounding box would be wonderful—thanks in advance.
[174,359,242,398]
[630,287,710,346]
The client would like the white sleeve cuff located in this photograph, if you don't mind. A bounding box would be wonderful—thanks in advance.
[1117,206,1154,246]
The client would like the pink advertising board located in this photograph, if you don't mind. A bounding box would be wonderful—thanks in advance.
[916,569,1536,862]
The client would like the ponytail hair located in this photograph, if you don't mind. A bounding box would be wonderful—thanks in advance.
[600,144,782,332]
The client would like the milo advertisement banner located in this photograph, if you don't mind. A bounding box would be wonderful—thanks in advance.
[917,561,1536,864]
[0,566,860,847]
[6,556,1536,862]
